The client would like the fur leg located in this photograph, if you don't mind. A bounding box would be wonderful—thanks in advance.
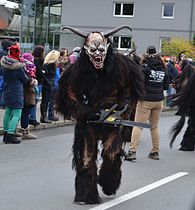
[73,122,101,204]
[98,152,122,196]
[74,164,101,204]
[180,119,195,151]
[98,131,123,196]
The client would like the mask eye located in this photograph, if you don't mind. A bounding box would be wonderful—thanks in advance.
[90,47,96,53]
[98,47,105,52]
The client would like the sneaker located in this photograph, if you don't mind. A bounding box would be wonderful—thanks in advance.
[148,152,159,160]
[124,150,136,161]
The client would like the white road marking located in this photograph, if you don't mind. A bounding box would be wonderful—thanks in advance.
[89,172,188,210]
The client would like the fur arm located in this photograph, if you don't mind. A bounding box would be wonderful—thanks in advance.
[56,68,74,119]
[56,66,94,120]
[114,54,145,106]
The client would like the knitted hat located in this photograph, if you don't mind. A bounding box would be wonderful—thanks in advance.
[21,52,36,77]
[144,46,159,58]
[8,45,20,60]
[44,50,60,64]
[22,52,34,62]
[73,47,81,53]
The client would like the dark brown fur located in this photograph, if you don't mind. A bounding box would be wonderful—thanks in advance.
[56,43,144,204]
[170,72,195,150]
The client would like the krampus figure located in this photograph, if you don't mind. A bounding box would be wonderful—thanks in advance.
[170,69,195,151]
[56,26,144,204]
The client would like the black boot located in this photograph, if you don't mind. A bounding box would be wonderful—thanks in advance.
[40,116,52,123]
[48,115,59,121]
[3,131,7,143]
[40,104,52,123]
[48,103,59,121]
[4,133,21,144]
[29,119,40,126]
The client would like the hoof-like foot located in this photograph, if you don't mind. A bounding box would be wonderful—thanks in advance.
[74,196,102,205]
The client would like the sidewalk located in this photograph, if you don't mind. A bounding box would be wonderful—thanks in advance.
[0,104,177,135]
[0,102,74,135]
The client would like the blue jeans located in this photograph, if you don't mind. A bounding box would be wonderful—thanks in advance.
[166,85,175,106]
[29,85,41,121]
[41,83,57,118]
[0,88,5,108]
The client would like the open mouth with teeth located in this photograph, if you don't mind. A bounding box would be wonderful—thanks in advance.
[92,55,104,69]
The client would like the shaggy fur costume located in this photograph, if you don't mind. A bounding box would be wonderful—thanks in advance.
[56,33,144,204]
[170,72,195,150]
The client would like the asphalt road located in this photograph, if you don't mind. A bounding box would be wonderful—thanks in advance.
[0,110,195,210]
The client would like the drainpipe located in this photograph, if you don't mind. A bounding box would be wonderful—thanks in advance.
[19,0,24,44]
[189,0,194,41]
[45,0,51,52]
[32,0,37,46]
[52,33,55,50]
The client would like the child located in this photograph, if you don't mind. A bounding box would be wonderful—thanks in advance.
[20,52,38,139]
[1,45,31,144]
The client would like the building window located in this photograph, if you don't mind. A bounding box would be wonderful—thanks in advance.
[162,3,175,18]
[113,2,134,17]
[113,36,132,49]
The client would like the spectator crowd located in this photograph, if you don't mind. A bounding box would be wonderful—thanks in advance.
[0,39,81,144]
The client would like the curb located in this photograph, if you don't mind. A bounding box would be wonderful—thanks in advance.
[28,120,75,131]
[0,120,75,136]
[162,106,177,112]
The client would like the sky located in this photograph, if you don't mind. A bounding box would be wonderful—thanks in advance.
[0,0,18,8]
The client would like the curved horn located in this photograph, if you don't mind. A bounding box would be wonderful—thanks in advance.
[103,25,132,38]
[128,48,137,56]
[61,26,88,38]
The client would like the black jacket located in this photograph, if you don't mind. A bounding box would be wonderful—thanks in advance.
[42,63,56,90]
[142,58,169,102]
[167,60,178,83]
[34,57,45,84]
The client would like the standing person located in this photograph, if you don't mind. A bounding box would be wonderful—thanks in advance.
[166,56,178,106]
[0,44,32,144]
[58,48,69,74]
[20,52,38,139]
[0,39,14,109]
[29,45,45,125]
[0,39,13,58]
[68,47,81,64]
[125,46,169,161]
[41,50,60,122]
